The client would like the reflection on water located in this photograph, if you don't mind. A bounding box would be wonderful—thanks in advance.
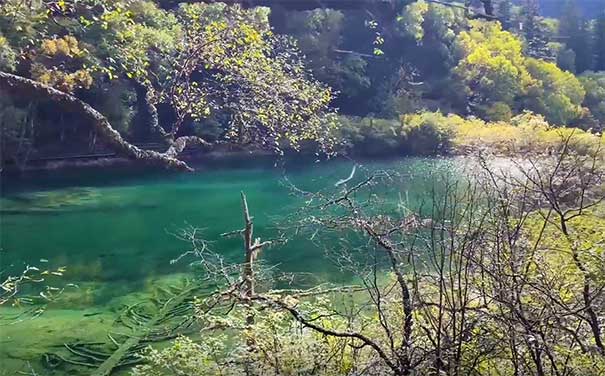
[0,157,456,375]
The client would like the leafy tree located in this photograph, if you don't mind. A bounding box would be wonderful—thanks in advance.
[556,45,577,72]
[524,57,585,124]
[559,0,593,73]
[452,19,587,125]
[0,1,338,170]
[453,20,533,109]
[520,0,554,60]
[595,11,605,71]
[281,9,371,110]
[163,4,338,154]
[496,0,514,30]
[398,0,467,75]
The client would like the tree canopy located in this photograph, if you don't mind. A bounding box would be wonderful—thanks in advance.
[0,0,337,170]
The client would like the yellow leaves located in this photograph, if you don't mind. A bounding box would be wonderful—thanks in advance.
[31,63,93,92]
[455,20,535,106]
[373,48,384,56]
[73,69,93,88]
[40,36,83,58]
[40,39,57,56]
[55,38,70,55]
[521,208,605,301]
[401,110,603,156]
[240,23,262,44]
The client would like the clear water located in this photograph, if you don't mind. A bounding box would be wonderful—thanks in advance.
[0,157,454,375]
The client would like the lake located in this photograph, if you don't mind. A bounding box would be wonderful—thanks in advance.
[0,156,456,375]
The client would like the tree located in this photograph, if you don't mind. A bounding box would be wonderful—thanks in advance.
[451,19,587,124]
[524,57,585,125]
[496,0,514,30]
[595,11,605,71]
[453,20,533,111]
[520,0,554,60]
[131,138,605,375]
[0,1,338,170]
[559,0,593,73]
[580,71,605,128]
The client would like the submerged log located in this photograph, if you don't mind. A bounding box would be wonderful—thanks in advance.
[46,284,199,375]
[90,286,198,376]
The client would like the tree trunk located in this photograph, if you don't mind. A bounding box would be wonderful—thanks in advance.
[131,80,168,142]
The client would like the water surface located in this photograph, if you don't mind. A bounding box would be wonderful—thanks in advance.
[0,157,454,375]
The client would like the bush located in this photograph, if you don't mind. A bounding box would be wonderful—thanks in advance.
[482,101,513,122]
[400,112,454,155]
[452,111,602,155]
[337,111,602,158]
[336,116,403,157]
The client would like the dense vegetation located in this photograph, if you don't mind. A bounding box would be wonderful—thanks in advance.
[1,1,605,376]
[1,0,604,169]
[130,151,605,376]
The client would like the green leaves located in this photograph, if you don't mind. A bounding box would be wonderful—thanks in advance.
[453,20,588,125]
[166,4,337,153]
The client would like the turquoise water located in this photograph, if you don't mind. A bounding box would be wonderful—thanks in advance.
[0,157,454,375]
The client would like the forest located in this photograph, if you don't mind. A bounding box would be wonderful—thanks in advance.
[0,0,604,375]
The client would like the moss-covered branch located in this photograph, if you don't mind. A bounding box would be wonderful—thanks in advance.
[0,71,194,171]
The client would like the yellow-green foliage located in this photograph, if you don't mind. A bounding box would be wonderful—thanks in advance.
[580,72,605,125]
[133,302,354,376]
[483,101,513,122]
[397,0,430,41]
[0,34,16,71]
[524,207,605,294]
[30,64,93,93]
[166,3,338,152]
[340,111,603,157]
[453,20,587,125]
[336,116,403,156]
[403,111,603,156]
[40,36,83,58]
[29,36,93,92]
[96,0,181,81]
[454,20,533,105]
[400,111,455,155]
[525,58,585,125]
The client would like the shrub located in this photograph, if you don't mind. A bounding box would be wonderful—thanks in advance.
[400,112,454,155]
[336,116,403,157]
[482,101,513,122]
[338,111,602,158]
[452,111,602,155]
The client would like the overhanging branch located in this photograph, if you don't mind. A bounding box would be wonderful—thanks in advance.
[0,71,194,171]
